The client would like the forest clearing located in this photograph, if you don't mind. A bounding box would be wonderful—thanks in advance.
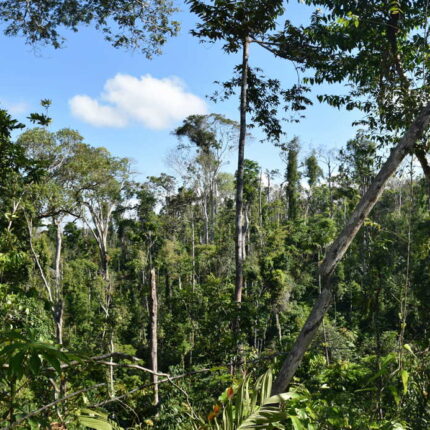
[1,0,430,428]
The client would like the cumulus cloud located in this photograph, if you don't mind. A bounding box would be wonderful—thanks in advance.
[69,95,127,127]
[69,74,208,129]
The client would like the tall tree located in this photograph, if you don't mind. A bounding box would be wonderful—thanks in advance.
[17,127,80,348]
[187,0,310,303]
[173,114,238,243]
[67,143,131,397]
[149,268,159,406]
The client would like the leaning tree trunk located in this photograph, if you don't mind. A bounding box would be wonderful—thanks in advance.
[234,36,250,304]
[271,103,430,395]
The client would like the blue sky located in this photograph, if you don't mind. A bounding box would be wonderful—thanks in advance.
[0,1,361,181]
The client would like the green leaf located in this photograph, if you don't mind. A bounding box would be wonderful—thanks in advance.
[28,353,42,375]
[263,392,299,405]
[389,385,400,406]
[403,344,414,355]
[290,415,305,430]
[77,409,123,430]
[400,369,409,394]
[9,351,26,379]
[78,416,114,430]
[27,113,52,126]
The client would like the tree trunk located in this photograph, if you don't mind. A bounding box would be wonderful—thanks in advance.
[259,168,263,230]
[53,220,64,347]
[327,159,334,218]
[108,333,115,399]
[272,103,430,395]
[149,268,159,406]
[234,36,250,304]
[191,212,196,291]
[209,181,216,243]
[202,196,209,244]
[100,232,109,282]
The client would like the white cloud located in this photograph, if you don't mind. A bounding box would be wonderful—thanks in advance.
[69,95,127,127]
[69,74,208,129]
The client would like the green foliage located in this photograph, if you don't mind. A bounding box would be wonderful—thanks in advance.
[0,0,179,57]
[199,370,316,430]
[76,409,124,430]
[3,4,430,425]
[0,331,79,380]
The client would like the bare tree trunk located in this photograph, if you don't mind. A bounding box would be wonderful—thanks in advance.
[327,159,334,218]
[7,197,22,233]
[53,220,66,402]
[89,216,115,398]
[54,219,63,347]
[275,313,282,346]
[191,212,196,291]
[149,268,159,406]
[209,182,216,243]
[272,103,430,395]
[108,333,115,399]
[100,232,109,283]
[234,36,250,304]
[243,205,249,260]
[202,196,209,244]
[259,168,263,230]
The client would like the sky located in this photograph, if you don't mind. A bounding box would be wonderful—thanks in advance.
[0,1,361,181]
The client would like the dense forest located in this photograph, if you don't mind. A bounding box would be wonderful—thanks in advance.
[1,0,430,429]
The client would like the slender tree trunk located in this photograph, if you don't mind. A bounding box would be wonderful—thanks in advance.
[259,168,263,229]
[272,103,430,394]
[234,36,250,304]
[191,211,196,291]
[203,196,209,244]
[244,205,249,260]
[53,220,67,404]
[95,224,115,398]
[108,333,115,398]
[7,198,22,233]
[54,220,64,347]
[149,268,159,406]
[275,313,282,346]
[101,232,109,283]
[209,181,216,243]
[328,160,334,218]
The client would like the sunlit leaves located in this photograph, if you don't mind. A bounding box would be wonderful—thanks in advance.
[76,409,123,430]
